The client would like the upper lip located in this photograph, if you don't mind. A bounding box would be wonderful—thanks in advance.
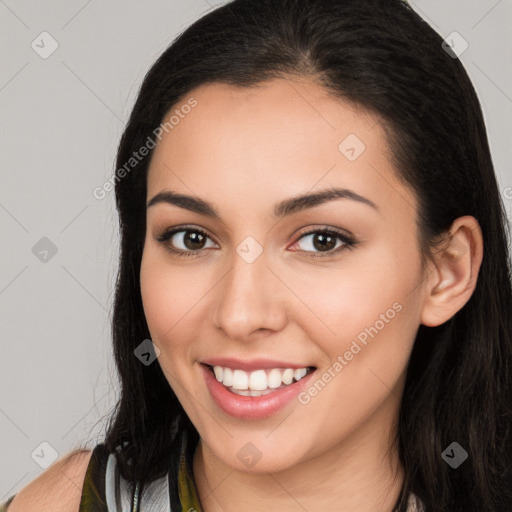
[201,357,315,372]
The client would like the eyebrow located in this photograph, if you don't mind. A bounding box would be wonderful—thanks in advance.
[146,187,379,219]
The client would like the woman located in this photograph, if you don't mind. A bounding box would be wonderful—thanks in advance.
[3,0,511,510]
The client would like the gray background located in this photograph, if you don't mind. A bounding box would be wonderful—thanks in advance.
[1,0,511,501]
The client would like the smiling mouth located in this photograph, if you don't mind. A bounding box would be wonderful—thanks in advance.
[203,363,316,397]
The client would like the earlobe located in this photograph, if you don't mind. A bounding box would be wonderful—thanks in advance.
[420,216,484,327]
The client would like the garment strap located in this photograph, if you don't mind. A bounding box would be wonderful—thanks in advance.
[79,444,109,511]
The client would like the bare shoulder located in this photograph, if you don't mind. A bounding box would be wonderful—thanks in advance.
[8,449,93,512]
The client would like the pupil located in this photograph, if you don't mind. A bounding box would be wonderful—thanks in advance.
[313,233,335,251]
[185,231,205,250]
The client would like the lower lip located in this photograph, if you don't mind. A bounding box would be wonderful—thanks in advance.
[201,363,316,420]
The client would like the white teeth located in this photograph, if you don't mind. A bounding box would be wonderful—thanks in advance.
[282,368,294,385]
[248,369,267,391]
[230,388,285,397]
[267,368,283,389]
[294,368,307,381]
[231,389,251,396]
[213,366,223,381]
[223,367,233,387]
[211,365,312,392]
[232,369,249,390]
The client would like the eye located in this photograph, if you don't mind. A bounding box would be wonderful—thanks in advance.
[156,226,217,258]
[156,225,358,259]
[289,227,357,259]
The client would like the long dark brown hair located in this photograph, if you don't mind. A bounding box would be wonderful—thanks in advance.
[95,1,512,510]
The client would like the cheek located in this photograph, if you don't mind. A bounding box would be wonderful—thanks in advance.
[288,244,421,341]
[286,245,423,400]
[140,254,208,398]
[140,250,201,347]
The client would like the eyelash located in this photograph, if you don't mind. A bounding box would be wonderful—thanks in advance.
[155,225,358,260]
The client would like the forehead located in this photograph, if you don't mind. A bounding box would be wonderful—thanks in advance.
[146,77,416,220]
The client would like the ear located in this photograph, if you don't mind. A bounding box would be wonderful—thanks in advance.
[420,216,484,327]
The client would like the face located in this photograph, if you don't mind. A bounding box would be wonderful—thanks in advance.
[140,77,429,474]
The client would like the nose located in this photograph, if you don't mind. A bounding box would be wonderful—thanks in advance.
[211,248,288,341]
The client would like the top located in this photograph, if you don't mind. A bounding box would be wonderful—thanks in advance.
[76,429,203,511]
[0,430,425,511]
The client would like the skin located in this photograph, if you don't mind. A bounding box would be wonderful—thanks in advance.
[140,76,483,512]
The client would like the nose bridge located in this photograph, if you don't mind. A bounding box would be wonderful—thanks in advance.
[212,243,286,339]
